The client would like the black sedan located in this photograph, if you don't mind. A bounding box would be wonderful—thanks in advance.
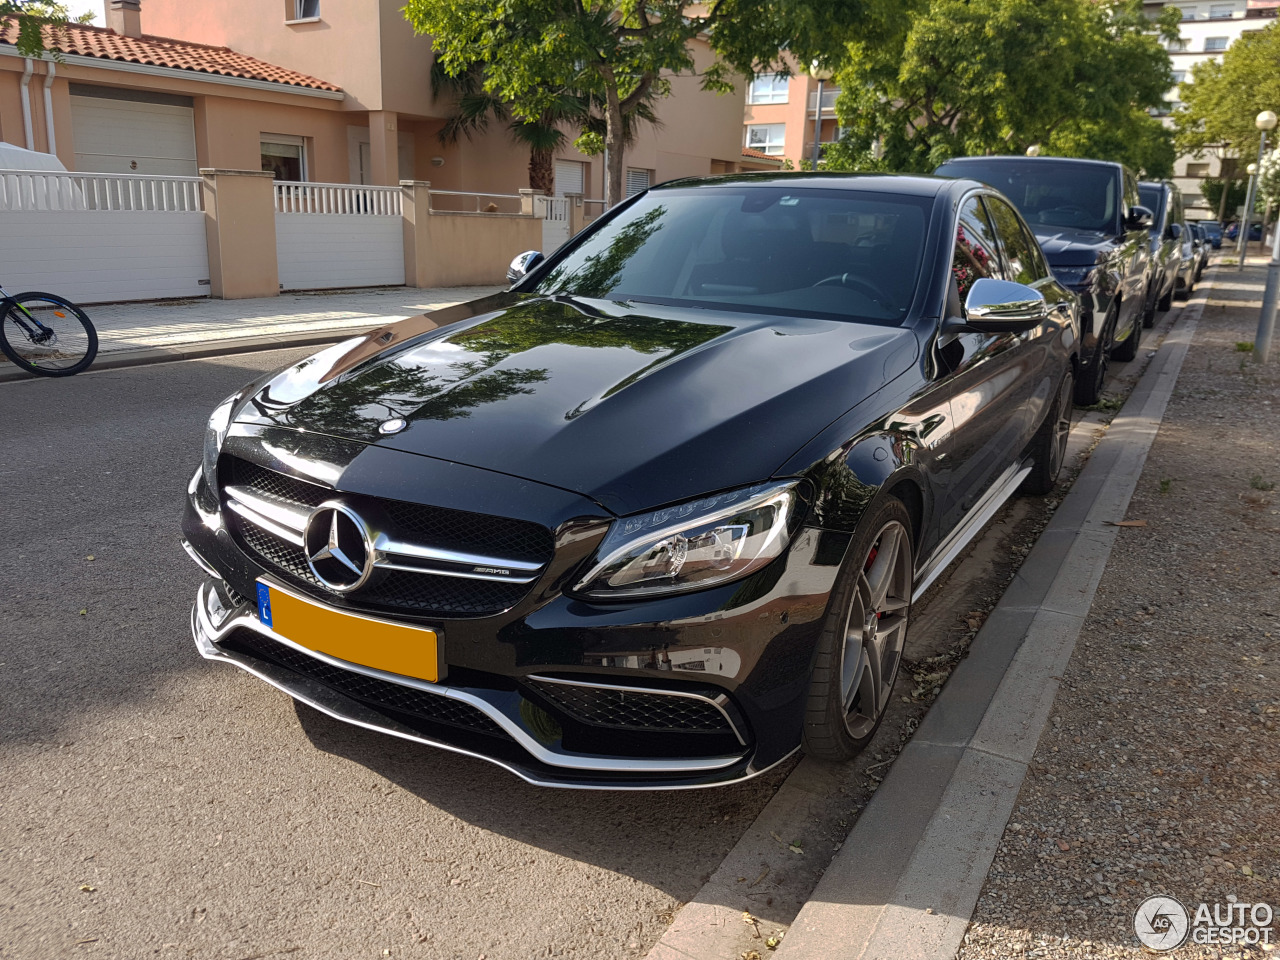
[182,174,1079,789]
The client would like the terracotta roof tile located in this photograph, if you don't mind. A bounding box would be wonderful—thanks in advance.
[0,18,341,92]
[742,147,784,163]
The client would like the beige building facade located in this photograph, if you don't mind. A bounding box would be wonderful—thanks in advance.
[1,0,752,200]
[742,63,841,170]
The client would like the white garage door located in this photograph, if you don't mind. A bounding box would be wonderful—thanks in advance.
[69,85,198,176]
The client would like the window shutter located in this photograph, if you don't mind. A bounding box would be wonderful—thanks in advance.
[625,168,651,197]
[554,160,585,196]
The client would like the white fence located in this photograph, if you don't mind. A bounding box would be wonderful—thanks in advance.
[0,170,209,303]
[429,189,524,215]
[273,180,405,290]
[0,169,203,212]
[536,196,571,252]
[274,182,401,216]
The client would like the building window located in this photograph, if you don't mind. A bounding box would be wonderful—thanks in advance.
[1205,36,1229,51]
[1172,70,1187,84]
[625,168,651,198]
[1186,162,1211,177]
[748,75,789,105]
[1208,3,1234,18]
[291,0,319,20]
[262,136,306,180]
[745,123,787,156]
[1176,4,1196,18]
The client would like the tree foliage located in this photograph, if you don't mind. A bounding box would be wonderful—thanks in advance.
[1,2,92,57]
[403,0,879,204]
[825,0,1178,175]
[1201,177,1249,219]
[1174,23,1280,166]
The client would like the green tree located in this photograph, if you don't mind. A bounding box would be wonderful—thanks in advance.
[1201,176,1250,219]
[430,61,661,195]
[828,0,1177,174]
[1,2,93,57]
[1174,24,1280,173]
[403,0,878,205]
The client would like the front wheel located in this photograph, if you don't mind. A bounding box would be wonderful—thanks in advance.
[803,498,913,761]
[1021,367,1075,495]
[0,292,98,377]
[1111,303,1141,362]
[1074,308,1113,406]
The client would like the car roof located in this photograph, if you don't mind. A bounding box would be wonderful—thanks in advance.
[654,172,958,199]
[938,155,1125,172]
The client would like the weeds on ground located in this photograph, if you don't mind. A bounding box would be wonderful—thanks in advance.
[1236,342,1256,352]
[1251,475,1276,492]
[1159,478,1174,495]
[1086,395,1124,413]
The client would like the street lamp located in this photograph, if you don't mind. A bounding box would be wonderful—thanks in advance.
[1238,110,1278,270]
[809,63,835,171]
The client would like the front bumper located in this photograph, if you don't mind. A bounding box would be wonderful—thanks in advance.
[189,575,793,789]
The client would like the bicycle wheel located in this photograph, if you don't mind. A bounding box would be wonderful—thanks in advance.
[0,292,98,377]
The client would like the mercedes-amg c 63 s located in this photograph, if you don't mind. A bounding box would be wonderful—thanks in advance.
[182,174,1078,789]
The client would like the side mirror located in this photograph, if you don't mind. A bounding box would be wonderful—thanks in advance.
[506,250,545,285]
[962,277,1049,332]
[1126,205,1154,230]
[1168,222,1183,241]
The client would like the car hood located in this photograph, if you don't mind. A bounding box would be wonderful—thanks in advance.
[234,294,920,515]
[1029,227,1116,266]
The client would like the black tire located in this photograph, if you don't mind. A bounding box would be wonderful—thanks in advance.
[0,292,98,377]
[1141,284,1157,328]
[1021,367,1074,496]
[1155,283,1172,317]
[802,497,913,761]
[1111,304,1141,362]
[1074,308,1113,406]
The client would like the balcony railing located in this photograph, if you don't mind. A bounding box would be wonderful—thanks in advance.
[808,88,841,113]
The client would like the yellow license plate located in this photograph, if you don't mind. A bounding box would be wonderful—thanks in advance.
[256,580,439,682]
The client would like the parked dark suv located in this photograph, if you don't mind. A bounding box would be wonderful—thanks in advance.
[935,156,1154,405]
[1139,181,1188,322]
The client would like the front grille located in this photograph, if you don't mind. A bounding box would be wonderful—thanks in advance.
[228,631,508,738]
[221,455,551,618]
[527,680,737,736]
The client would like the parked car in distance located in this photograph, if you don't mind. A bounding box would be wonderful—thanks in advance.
[1138,181,1186,323]
[934,155,1151,404]
[1188,222,1210,285]
[1174,216,1198,299]
[1225,220,1263,242]
[182,173,1079,789]
[1198,220,1223,249]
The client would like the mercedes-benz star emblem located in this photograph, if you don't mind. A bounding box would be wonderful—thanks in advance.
[304,502,374,593]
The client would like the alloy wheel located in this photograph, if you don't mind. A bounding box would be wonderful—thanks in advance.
[841,520,912,739]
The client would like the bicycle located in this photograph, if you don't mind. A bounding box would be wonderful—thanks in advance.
[0,284,98,377]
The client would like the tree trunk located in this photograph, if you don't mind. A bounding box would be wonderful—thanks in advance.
[529,148,554,195]
[604,80,626,207]
[1218,174,1232,225]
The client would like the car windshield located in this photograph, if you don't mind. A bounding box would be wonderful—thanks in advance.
[1138,186,1163,224]
[935,159,1119,233]
[526,186,932,325]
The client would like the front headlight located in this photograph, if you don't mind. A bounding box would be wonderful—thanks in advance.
[572,481,800,600]
[201,394,238,492]
[1052,265,1095,289]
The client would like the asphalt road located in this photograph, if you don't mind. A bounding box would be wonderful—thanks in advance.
[0,350,792,960]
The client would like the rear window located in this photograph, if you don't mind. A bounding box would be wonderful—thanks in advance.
[935,159,1120,233]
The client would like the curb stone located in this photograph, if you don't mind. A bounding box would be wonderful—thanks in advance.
[0,328,358,384]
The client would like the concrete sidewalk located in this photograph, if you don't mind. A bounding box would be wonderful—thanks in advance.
[0,285,503,381]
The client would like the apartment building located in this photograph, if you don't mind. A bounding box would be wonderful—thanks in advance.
[1,0,753,199]
[742,66,841,170]
[1147,0,1280,214]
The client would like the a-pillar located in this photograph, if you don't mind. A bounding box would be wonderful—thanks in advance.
[200,169,279,299]
[367,111,401,186]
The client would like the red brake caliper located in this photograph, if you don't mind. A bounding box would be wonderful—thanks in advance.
[865,544,884,619]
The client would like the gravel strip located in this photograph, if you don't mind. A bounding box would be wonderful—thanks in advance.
[957,266,1280,959]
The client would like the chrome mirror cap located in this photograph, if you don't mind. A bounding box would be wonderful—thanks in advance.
[963,277,1049,331]
[506,250,545,285]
